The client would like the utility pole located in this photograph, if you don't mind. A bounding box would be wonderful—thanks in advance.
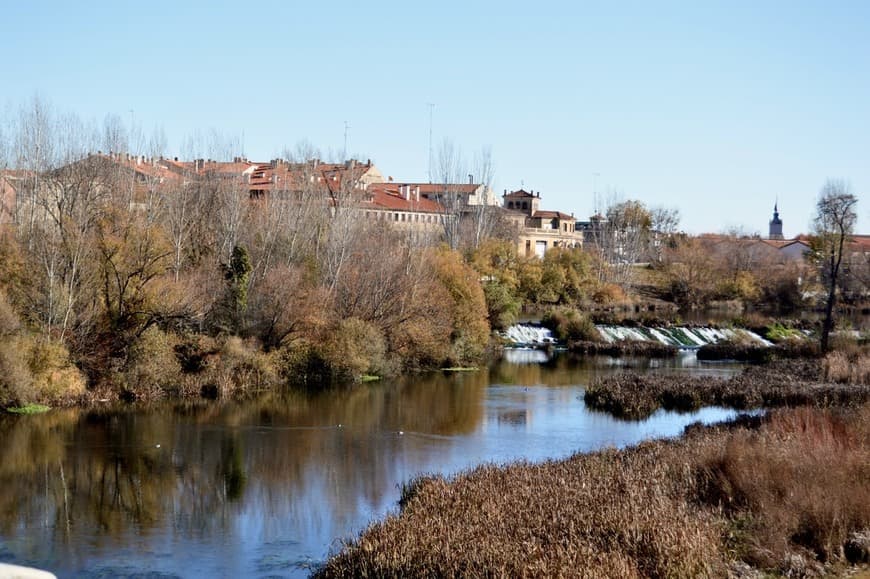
[592,172,600,215]
[427,103,435,183]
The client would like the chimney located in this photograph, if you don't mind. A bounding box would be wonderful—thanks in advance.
[414,186,420,202]
[468,174,473,184]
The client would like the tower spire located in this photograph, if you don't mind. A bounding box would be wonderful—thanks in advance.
[769,198,783,240]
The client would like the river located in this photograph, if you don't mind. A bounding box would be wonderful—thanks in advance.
[0,351,747,578]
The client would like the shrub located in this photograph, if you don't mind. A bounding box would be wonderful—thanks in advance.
[764,322,804,343]
[542,307,601,342]
[0,337,87,405]
[482,279,521,331]
[322,318,388,380]
[434,250,490,366]
[277,340,332,387]
[823,349,870,385]
[122,326,183,398]
[0,291,20,336]
[0,337,34,406]
[206,336,281,395]
[592,283,627,304]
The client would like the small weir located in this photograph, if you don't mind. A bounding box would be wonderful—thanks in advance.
[502,324,556,346]
[504,324,771,349]
[596,325,771,348]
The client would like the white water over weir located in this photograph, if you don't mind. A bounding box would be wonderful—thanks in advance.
[502,324,556,346]
[503,324,772,349]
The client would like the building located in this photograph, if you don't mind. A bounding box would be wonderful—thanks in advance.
[502,189,583,257]
[769,203,784,240]
[361,182,446,231]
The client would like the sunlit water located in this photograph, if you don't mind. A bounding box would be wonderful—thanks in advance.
[0,352,748,578]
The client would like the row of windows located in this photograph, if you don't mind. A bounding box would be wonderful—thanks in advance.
[365,211,439,223]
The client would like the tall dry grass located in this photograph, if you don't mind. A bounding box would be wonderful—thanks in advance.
[694,405,870,571]
[584,360,870,420]
[317,405,870,578]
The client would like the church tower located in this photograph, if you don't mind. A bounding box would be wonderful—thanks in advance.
[768,202,783,240]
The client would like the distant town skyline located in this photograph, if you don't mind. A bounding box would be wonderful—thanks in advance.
[2,0,867,236]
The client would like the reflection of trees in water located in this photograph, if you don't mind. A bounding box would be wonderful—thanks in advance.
[489,354,598,387]
[0,372,487,560]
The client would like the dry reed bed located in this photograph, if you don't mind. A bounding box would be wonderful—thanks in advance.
[584,360,870,420]
[697,341,819,362]
[569,339,678,358]
[317,404,870,578]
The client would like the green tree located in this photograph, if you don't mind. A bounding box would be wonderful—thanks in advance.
[219,245,252,333]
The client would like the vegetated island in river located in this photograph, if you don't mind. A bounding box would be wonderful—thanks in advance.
[316,356,870,579]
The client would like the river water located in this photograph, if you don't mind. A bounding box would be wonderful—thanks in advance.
[0,352,747,578]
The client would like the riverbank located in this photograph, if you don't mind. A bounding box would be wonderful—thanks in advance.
[316,402,870,578]
[316,355,870,578]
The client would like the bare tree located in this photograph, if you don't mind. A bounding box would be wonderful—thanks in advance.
[590,196,653,286]
[433,139,465,250]
[467,146,497,249]
[811,179,858,353]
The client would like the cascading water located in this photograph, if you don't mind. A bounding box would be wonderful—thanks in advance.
[502,325,556,346]
[503,323,772,349]
[595,325,772,348]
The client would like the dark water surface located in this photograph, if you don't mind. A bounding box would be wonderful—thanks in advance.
[0,352,747,578]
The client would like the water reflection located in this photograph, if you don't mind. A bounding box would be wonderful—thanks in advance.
[0,353,745,578]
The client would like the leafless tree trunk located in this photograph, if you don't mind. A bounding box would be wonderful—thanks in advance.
[812,179,858,353]
[468,146,497,249]
[433,139,466,250]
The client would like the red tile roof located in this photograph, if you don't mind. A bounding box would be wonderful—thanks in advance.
[365,183,444,212]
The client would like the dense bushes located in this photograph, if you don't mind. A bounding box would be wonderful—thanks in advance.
[541,307,600,342]
[0,335,86,407]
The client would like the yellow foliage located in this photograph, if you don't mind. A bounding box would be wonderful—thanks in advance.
[433,249,490,365]
[0,336,86,405]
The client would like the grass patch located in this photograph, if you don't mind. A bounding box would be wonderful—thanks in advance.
[5,403,51,414]
[359,374,382,382]
[441,367,479,372]
[316,405,870,578]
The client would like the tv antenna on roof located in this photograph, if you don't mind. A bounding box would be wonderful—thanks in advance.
[343,121,350,160]
[427,103,435,183]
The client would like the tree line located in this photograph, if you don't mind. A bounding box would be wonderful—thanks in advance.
[0,99,863,406]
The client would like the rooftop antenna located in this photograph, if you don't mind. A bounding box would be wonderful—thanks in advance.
[427,103,435,182]
[343,121,349,160]
[593,172,601,214]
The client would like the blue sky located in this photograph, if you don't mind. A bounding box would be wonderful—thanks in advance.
[2,0,868,235]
